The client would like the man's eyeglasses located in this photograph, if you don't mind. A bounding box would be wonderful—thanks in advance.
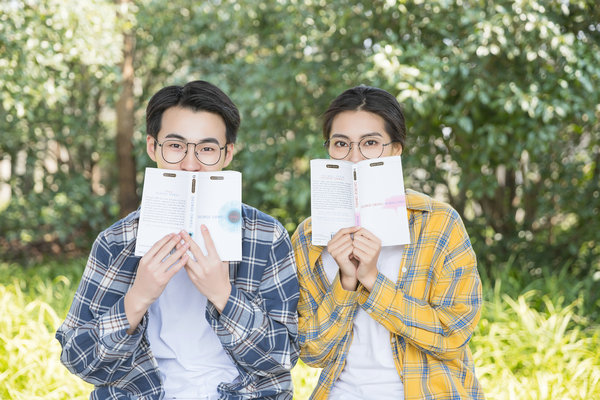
[324,136,396,160]
[155,139,226,166]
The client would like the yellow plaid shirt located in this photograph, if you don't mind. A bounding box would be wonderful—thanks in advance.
[292,190,484,400]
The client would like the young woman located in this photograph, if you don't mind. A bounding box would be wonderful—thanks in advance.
[292,85,484,400]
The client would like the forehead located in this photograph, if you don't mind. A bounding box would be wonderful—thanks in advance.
[330,110,390,140]
[158,107,226,142]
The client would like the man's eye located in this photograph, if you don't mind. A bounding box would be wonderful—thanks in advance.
[198,146,216,152]
[168,142,185,150]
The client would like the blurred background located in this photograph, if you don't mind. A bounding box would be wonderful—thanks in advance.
[0,0,599,399]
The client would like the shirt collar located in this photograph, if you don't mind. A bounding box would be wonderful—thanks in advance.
[405,189,432,212]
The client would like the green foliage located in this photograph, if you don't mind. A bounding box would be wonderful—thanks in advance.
[1,0,598,284]
[292,360,321,400]
[1,259,599,399]
[129,0,600,278]
[0,260,91,399]
[474,286,600,399]
[0,0,121,260]
[361,0,600,277]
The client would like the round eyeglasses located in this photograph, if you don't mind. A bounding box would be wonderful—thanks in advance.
[324,136,396,160]
[155,139,226,166]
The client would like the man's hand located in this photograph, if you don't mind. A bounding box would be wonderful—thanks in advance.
[352,228,382,292]
[125,233,189,334]
[327,226,360,291]
[182,226,232,313]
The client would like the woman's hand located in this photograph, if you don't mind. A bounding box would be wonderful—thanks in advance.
[327,226,360,291]
[352,228,382,292]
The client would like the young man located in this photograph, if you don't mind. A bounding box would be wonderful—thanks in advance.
[56,80,300,400]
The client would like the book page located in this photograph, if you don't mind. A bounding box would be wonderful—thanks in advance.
[135,168,193,256]
[193,171,242,261]
[355,156,410,246]
[310,159,355,245]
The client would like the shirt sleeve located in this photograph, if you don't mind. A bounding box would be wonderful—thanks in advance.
[357,207,483,361]
[292,219,361,368]
[207,224,300,376]
[55,234,144,385]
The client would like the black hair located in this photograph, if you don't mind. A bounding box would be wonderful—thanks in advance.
[322,85,406,149]
[146,80,240,144]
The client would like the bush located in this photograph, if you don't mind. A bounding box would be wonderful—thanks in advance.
[1,259,599,399]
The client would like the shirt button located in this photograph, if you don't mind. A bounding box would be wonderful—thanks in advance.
[402,267,407,273]
[366,309,372,314]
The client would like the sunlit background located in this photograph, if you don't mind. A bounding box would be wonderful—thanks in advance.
[1,0,599,399]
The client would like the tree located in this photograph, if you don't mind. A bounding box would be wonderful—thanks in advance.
[364,0,600,275]
[2,0,598,283]
[116,0,138,217]
[0,0,122,259]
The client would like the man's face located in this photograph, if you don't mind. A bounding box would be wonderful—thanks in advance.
[146,106,234,172]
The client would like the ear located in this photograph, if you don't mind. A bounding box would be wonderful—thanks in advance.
[146,135,158,162]
[392,142,403,156]
[222,143,234,168]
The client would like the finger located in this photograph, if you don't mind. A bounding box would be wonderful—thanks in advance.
[221,261,230,274]
[327,231,354,250]
[355,228,381,244]
[181,230,206,260]
[352,246,369,260]
[354,231,382,251]
[332,240,354,257]
[144,233,176,258]
[152,233,183,264]
[328,240,354,260]
[353,234,379,252]
[330,226,360,242]
[328,234,351,250]
[200,225,219,258]
[164,253,188,278]
[163,240,190,266]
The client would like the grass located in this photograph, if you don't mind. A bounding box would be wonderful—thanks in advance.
[1,259,599,399]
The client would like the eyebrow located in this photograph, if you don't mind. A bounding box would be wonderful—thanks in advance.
[329,132,384,140]
[164,133,221,145]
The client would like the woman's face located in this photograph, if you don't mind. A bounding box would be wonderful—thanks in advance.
[327,110,403,163]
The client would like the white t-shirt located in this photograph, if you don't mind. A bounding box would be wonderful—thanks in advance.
[147,267,238,400]
[322,246,405,400]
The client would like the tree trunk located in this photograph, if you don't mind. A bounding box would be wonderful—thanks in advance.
[116,1,138,217]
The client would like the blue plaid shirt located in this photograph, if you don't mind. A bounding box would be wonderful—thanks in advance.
[56,204,300,400]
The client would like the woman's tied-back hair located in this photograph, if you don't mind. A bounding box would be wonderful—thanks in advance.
[322,85,406,149]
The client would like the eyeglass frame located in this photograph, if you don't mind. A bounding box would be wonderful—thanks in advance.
[323,136,398,160]
[154,138,228,166]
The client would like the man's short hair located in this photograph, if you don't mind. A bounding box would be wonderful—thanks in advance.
[146,80,241,144]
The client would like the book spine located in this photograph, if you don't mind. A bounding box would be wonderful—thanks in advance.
[186,174,197,237]
[353,166,360,226]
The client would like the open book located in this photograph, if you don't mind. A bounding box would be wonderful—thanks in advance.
[310,156,410,246]
[135,167,242,261]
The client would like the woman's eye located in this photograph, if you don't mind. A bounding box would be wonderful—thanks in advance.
[363,139,379,147]
[334,141,349,148]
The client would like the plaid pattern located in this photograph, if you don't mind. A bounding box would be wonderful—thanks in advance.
[292,189,484,400]
[56,204,299,400]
